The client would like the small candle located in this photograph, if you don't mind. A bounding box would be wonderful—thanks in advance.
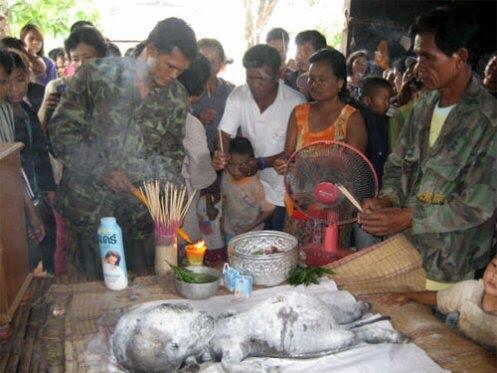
[185,241,207,266]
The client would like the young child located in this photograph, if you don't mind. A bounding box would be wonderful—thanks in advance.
[221,137,274,243]
[359,76,392,183]
[380,255,497,348]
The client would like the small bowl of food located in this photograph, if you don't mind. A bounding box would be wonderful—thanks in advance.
[172,265,221,300]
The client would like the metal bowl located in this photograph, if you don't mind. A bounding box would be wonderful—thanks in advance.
[173,266,221,300]
[227,230,298,286]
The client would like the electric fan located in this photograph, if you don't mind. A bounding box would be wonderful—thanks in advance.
[285,141,378,266]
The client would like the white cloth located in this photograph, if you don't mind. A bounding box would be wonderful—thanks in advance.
[437,279,497,348]
[218,81,305,206]
[182,113,217,192]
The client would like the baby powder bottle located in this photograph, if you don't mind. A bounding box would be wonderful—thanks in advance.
[98,217,128,291]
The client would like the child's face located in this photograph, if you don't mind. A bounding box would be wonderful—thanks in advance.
[106,254,118,266]
[483,256,497,297]
[7,68,28,104]
[227,153,250,180]
[367,87,391,116]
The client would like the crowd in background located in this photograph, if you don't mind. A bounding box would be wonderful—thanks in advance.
[0,8,496,282]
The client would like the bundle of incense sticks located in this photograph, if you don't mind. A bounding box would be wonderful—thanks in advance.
[133,181,197,239]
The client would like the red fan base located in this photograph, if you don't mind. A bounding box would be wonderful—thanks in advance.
[302,244,354,267]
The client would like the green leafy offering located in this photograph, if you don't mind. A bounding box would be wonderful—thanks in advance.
[288,266,335,286]
[168,262,218,284]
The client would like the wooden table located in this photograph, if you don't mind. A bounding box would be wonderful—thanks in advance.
[1,275,495,372]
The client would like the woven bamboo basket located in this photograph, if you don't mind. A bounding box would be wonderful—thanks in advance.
[326,234,426,295]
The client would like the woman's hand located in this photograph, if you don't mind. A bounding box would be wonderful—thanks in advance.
[27,204,46,243]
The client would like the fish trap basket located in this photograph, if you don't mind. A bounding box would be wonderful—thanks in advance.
[227,230,299,286]
[325,234,426,295]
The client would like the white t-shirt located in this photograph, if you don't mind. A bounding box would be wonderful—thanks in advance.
[218,81,305,206]
[428,101,456,147]
[437,279,497,348]
[182,113,217,192]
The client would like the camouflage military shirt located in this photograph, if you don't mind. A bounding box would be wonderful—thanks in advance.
[49,57,188,228]
[380,75,497,282]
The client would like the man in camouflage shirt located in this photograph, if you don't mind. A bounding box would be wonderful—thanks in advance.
[359,8,497,283]
[50,18,197,276]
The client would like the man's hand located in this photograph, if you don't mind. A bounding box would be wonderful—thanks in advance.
[104,170,134,193]
[27,206,46,243]
[198,108,217,125]
[361,196,393,211]
[239,157,259,177]
[273,157,288,175]
[212,150,230,171]
[358,207,412,236]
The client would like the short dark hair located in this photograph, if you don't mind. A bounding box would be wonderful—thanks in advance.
[146,17,197,61]
[106,42,121,57]
[266,27,289,45]
[178,54,211,97]
[242,44,281,73]
[309,48,348,100]
[410,7,477,61]
[295,30,327,50]
[9,50,28,72]
[361,76,392,99]
[0,37,26,52]
[20,24,45,56]
[229,137,254,157]
[48,47,65,61]
[197,38,227,63]
[64,26,107,57]
[346,49,368,75]
[0,49,14,74]
[70,20,94,33]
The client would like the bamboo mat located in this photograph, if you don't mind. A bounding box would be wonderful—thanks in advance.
[38,273,496,372]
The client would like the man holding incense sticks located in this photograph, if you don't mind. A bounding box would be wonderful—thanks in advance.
[49,18,197,277]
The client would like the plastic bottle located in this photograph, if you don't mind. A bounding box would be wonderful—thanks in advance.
[98,217,128,291]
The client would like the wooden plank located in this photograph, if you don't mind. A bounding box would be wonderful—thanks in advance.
[18,279,47,372]
[5,302,30,372]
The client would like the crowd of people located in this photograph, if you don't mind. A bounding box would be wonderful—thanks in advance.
[0,5,496,346]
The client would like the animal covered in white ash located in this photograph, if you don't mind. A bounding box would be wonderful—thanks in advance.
[112,291,407,372]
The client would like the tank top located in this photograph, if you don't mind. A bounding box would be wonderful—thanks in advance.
[294,103,357,150]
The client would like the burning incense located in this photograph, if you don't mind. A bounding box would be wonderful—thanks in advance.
[218,129,224,153]
[336,183,363,212]
[133,181,197,240]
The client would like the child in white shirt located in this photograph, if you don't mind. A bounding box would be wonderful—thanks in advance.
[380,255,497,348]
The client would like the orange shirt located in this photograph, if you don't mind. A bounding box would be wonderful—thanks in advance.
[294,103,357,150]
